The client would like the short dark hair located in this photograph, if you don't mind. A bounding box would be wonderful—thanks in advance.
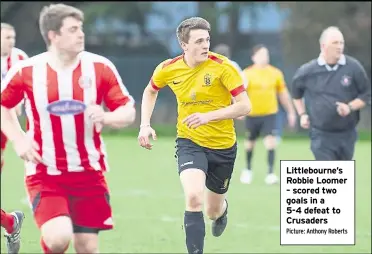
[251,44,267,56]
[176,17,211,44]
[39,3,84,46]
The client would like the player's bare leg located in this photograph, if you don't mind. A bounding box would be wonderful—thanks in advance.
[263,135,278,184]
[205,190,228,237]
[41,216,72,253]
[240,140,255,184]
[180,168,206,254]
[2,209,25,254]
[74,233,99,253]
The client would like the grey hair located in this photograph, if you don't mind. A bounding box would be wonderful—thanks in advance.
[1,23,15,31]
[319,26,342,44]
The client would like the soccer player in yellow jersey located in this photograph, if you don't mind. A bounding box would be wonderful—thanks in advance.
[239,44,296,185]
[138,17,251,254]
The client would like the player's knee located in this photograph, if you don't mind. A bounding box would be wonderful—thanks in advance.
[264,135,276,150]
[185,191,204,211]
[244,140,255,150]
[74,234,99,254]
[42,234,71,253]
[180,168,206,211]
[205,203,222,220]
[205,191,225,220]
[41,216,73,252]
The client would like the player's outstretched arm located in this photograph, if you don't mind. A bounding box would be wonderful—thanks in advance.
[138,83,158,150]
[138,60,168,149]
[140,83,159,128]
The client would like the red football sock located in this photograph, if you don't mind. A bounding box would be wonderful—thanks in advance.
[1,209,14,234]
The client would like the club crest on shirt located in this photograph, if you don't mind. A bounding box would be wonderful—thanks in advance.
[203,73,212,87]
[340,75,352,87]
[47,99,86,116]
[79,76,92,89]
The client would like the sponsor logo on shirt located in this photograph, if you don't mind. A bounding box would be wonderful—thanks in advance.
[46,100,86,116]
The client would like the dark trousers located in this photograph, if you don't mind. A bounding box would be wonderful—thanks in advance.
[310,128,357,160]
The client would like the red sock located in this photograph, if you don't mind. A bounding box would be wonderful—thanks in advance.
[1,209,14,234]
[41,238,69,254]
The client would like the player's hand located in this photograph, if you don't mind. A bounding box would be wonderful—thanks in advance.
[12,136,42,164]
[335,102,351,117]
[86,101,105,132]
[138,125,157,150]
[300,114,310,129]
[287,113,297,129]
[183,112,211,129]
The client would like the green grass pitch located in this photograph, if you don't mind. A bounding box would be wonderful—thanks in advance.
[1,136,371,253]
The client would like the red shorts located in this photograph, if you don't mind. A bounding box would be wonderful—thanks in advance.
[1,132,7,150]
[25,171,113,231]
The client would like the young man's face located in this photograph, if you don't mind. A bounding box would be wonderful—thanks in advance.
[1,28,15,56]
[252,47,270,65]
[50,16,85,54]
[182,29,210,63]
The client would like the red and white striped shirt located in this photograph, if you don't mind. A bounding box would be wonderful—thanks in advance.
[1,47,28,81]
[1,51,134,176]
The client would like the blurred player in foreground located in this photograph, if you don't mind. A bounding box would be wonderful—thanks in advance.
[1,22,28,254]
[239,44,296,185]
[291,26,370,160]
[1,4,135,253]
[138,17,251,254]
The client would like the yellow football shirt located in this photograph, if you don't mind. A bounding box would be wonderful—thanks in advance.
[151,52,245,149]
[243,64,287,116]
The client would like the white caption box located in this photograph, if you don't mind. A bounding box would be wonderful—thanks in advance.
[280,160,355,245]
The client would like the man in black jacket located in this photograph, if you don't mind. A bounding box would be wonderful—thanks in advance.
[291,26,371,160]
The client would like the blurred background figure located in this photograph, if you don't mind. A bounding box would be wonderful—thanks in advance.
[213,43,247,88]
[1,22,28,117]
[239,44,296,185]
[1,23,28,80]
